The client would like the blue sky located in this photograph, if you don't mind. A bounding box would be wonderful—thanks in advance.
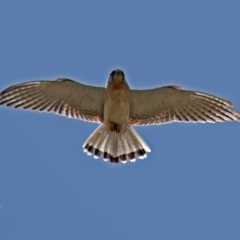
[1,1,240,239]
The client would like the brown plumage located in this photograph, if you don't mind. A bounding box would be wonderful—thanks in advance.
[0,69,240,163]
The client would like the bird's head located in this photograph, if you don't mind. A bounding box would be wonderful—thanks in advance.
[107,69,125,83]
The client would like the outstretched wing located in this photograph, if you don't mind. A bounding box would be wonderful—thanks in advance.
[130,85,240,125]
[0,78,105,123]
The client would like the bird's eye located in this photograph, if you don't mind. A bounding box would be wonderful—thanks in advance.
[110,70,116,78]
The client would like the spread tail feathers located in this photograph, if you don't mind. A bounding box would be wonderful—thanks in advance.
[82,125,151,163]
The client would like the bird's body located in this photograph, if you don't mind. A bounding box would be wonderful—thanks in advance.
[83,70,150,162]
[104,71,130,133]
[0,69,240,163]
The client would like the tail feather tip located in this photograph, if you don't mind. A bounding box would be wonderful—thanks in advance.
[82,125,151,164]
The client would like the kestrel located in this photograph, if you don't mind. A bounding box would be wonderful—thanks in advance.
[0,69,240,163]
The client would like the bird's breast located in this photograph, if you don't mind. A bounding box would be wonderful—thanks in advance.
[104,81,130,130]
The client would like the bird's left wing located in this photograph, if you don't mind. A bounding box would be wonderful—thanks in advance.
[129,85,240,125]
[0,78,105,123]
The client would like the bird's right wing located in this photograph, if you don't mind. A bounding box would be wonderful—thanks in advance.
[0,78,105,123]
[130,85,240,125]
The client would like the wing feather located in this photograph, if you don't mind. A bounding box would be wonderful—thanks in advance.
[130,86,240,125]
[0,78,105,123]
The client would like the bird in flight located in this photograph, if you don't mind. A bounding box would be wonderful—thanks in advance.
[0,69,239,163]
